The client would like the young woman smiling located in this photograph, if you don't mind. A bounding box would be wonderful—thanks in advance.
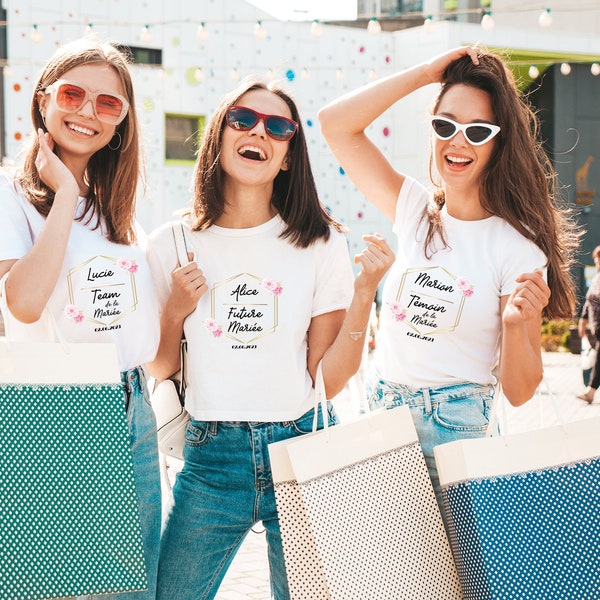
[147,78,393,599]
[319,46,579,511]
[0,38,161,599]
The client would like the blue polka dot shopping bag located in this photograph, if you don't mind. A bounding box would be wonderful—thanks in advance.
[434,416,600,600]
[269,363,462,599]
[0,340,147,600]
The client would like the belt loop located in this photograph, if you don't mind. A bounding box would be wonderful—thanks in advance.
[423,388,433,414]
[136,366,147,392]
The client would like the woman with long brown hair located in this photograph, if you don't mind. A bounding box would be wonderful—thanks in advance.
[0,38,161,599]
[147,78,393,599]
[319,46,579,510]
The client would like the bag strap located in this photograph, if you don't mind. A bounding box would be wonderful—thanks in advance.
[171,223,191,394]
[171,222,191,267]
[311,360,330,434]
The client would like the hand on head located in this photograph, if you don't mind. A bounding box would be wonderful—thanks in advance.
[422,46,480,84]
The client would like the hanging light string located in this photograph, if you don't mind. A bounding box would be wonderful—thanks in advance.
[6,3,600,38]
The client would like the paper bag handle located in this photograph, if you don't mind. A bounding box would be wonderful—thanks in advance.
[311,360,330,434]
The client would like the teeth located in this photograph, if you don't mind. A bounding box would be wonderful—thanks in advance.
[239,145,266,160]
[447,155,471,164]
[68,123,95,136]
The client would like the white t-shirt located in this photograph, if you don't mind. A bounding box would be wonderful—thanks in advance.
[376,176,547,388]
[0,174,160,372]
[147,215,354,422]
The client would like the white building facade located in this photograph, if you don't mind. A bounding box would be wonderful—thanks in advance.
[2,0,599,268]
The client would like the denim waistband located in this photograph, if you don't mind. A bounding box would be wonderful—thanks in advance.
[120,365,147,394]
[374,378,495,408]
[191,403,329,428]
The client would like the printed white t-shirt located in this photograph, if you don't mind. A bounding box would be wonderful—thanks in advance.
[147,215,354,422]
[0,174,160,372]
[376,176,547,388]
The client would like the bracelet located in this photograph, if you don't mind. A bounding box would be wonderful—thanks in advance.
[349,328,367,341]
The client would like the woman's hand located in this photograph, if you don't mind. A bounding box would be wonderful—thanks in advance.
[421,46,480,84]
[34,129,78,197]
[166,252,207,321]
[353,233,395,299]
[502,270,550,327]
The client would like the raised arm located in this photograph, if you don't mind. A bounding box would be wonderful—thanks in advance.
[318,46,479,221]
[498,270,550,406]
[307,234,394,398]
[1,130,79,323]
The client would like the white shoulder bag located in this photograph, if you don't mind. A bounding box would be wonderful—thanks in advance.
[150,223,191,460]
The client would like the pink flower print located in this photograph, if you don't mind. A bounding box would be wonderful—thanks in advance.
[204,318,223,338]
[64,304,84,324]
[388,301,407,322]
[456,276,474,297]
[262,278,283,296]
[117,257,138,274]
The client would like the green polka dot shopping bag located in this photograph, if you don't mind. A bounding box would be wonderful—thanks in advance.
[0,339,147,600]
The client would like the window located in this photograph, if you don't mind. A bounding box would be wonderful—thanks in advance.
[116,45,162,67]
[165,114,204,164]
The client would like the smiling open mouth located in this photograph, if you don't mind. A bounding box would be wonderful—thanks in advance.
[446,155,472,166]
[67,122,97,136]
[238,145,266,161]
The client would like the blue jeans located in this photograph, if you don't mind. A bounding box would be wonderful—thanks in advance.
[156,404,336,600]
[80,367,162,600]
[368,379,494,516]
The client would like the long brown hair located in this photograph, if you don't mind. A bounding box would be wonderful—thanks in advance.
[187,78,343,247]
[18,37,143,245]
[425,50,580,320]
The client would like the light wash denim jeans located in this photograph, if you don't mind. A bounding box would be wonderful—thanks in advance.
[79,366,162,600]
[368,378,494,517]
[156,403,336,600]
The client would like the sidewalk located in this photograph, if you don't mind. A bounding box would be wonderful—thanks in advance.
[175,350,599,599]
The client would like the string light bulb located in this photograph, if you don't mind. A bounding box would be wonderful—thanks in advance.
[194,67,204,82]
[254,20,266,40]
[538,8,552,28]
[591,63,600,76]
[367,18,381,35]
[528,65,539,79]
[311,20,324,38]
[481,11,495,31]
[30,24,42,43]
[230,67,240,81]
[84,23,93,36]
[196,22,209,41]
[335,67,345,81]
[560,62,571,76]
[301,68,310,80]
[141,24,152,43]
[423,16,434,33]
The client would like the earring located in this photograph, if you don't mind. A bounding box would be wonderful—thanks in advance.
[107,131,122,151]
